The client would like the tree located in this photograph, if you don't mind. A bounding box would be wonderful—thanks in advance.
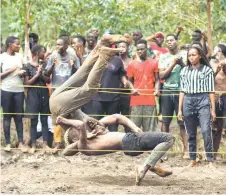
[1,0,225,48]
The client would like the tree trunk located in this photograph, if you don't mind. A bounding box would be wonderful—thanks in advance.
[23,0,32,64]
[206,0,213,55]
[23,0,31,145]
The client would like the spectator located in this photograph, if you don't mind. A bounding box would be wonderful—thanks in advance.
[92,54,131,131]
[46,36,80,153]
[29,33,39,49]
[71,34,87,64]
[127,39,160,132]
[123,33,133,46]
[146,32,168,60]
[129,30,155,60]
[159,34,188,159]
[79,33,95,115]
[178,46,215,167]
[191,29,209,56]
[180,44,191,51]
[24,44,51,153]
[146,32,168,120]
[90,27,99,41]
[191,41,203,49]
[86,32,97,55]
[118,41,132,132]
[210,44,226,159]
[0,36,26,152]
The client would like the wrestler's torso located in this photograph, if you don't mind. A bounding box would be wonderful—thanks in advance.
[211,62,226,102]
[78,132,125,155]
[215,70,226,93]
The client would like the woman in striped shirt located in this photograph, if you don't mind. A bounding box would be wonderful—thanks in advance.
[178,46,215,167]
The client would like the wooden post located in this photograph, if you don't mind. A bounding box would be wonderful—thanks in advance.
[206,0,213,55]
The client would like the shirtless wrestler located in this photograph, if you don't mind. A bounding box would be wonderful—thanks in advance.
[57,114,174,185]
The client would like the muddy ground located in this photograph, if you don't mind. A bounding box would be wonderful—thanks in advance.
[1,150,226,194]
[1,120,226,194]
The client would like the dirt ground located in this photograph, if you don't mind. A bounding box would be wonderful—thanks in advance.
[1,120,226,194]
[1,150,226,194]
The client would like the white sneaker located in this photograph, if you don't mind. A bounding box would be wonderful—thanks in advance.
[4,144,11,152]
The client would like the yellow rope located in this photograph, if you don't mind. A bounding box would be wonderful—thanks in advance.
[1,112,226,118]
[1,84,225,94]
[1,147,226,154]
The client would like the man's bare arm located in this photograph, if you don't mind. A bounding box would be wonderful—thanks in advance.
[159,64,175,79]
[99,114,143,133]
[63,142,79,156]
[56,116,87,146]
[70,109,104,131]
[154,72,160,96]
[159,57,178,79]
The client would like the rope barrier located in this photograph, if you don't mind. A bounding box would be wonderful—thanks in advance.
[1,84,226,94]
[1,147,226,154]
[1,112,226,118]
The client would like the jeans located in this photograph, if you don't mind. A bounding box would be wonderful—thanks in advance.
[121,132,174,167]
[183,93,214,161]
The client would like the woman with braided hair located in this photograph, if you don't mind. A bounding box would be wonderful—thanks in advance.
[178,46,215,167]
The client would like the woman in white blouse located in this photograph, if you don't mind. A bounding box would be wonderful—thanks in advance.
[0,36,26,152]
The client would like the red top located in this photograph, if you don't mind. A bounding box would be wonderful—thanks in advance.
[150,44,168,62]
[150,44,168,54]
[127,58,158,106]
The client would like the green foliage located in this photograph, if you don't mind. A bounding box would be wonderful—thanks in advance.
[1,0,225,46]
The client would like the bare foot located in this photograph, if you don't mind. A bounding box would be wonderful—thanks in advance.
[135,166,146,186]
[21,145,30,153]
[43,144,52,154]
[149,166,173,177]
[18,142,29,153]
[207,162,216,168]
[29,147,36,154]
[52,143,61,154]
[187,160,198,167]
[182,152,190,160]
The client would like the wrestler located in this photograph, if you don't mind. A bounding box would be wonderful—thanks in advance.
[59,114,174,185]
[211,44,226,159]
[49,34,129,131]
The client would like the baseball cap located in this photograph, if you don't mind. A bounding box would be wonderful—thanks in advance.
[155,32,164,38]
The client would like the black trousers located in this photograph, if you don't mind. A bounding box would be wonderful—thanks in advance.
[119,95,131,133]
[1,90,24,144]
[183,93,213,162]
